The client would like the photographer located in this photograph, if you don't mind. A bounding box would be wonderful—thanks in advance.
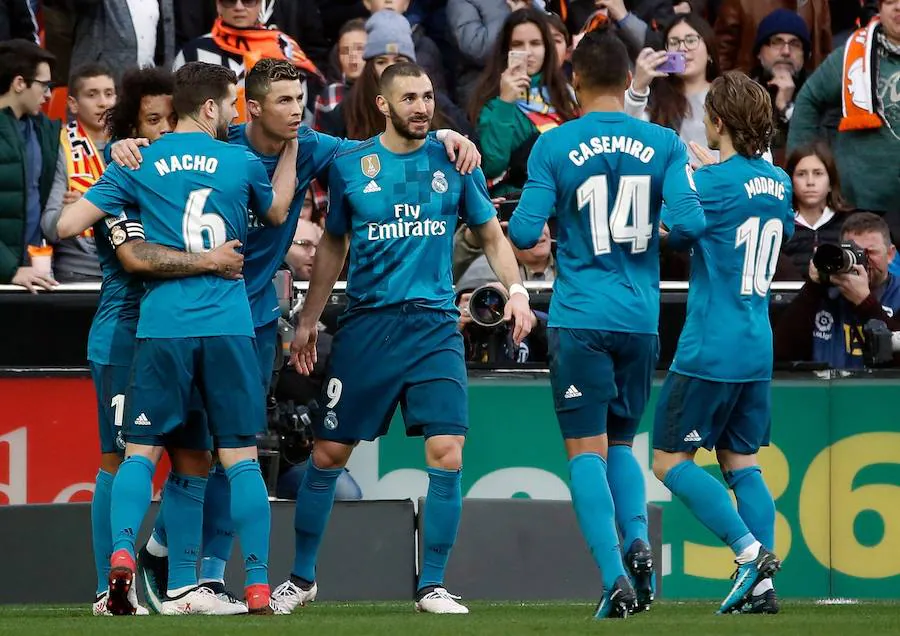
[774,212,900,369]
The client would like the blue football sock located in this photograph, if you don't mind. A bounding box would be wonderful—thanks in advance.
[110,455,155,557]
[606,445,649,550]
[725,466,775,551]
[569,453,627,589]
[418,467,462,591]
[150,476,168,551]
[163,472,207,592]
[200,463,233,583]
[91,469,114,596]
[664,460,755,555]
[292,460,342,583]
[226,460,271,587]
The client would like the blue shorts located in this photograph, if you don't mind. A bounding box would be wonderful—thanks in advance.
[126,336,265,449]
[316,304,468,444]
[653,372,771,455]
[548,328,658,442]
[255,320,280,395]
[89,362,128,454]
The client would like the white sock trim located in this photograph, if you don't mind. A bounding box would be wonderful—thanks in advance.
[735,540,762,565]
[146,535,168,557]
[752,578,774,595]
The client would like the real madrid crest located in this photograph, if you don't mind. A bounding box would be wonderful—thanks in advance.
[324,410,339,430]
[431,170,448,194]
[361,154,381,179]
[111,226,127,247]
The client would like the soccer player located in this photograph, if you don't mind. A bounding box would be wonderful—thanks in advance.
[58,61,298,615]
[651,71,792,615]
[507,27,706,618]
[278,61,532,615]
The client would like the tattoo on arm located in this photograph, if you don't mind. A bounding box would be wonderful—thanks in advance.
[130,242,211,277]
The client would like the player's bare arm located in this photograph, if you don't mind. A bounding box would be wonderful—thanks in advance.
[57,197,107,239]
[261,137,300,226]
[470,217,533,345]
[290,229,350,375]
[117,239,245,280]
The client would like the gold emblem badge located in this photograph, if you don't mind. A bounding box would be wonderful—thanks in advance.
[361,154,381,179]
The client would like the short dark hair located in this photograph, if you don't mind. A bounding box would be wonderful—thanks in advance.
[245,58,302,102]
[841,212,892,248]
[378,61,428,93]
[69,63,115,98]
[106,66,174,140]
[172,62,237,119]
[705,71,773,157]
[571,25,630,91]
[0,39,55,96]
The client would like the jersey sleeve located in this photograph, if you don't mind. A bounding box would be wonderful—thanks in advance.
[661,136,706,250]
[459,168,496,227]
[508,134,556,249]
[245,151,275,222]
[324,162,351,236]
[83,164,137,216]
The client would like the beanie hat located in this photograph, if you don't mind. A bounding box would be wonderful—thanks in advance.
[753,9,811,58]
[363,10,417,62]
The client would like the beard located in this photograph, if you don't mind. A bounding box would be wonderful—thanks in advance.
[215,114,231,141]
[388,102,430,140]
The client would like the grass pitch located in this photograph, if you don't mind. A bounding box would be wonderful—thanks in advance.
[1,601,898,635]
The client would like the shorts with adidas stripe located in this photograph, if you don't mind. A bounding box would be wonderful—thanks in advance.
[547,328,658,441]
[652,372,771,454]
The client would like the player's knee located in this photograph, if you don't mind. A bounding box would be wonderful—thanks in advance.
[100,452,123,474]
[311,440,353,470]
[716,448,758,474]
[171,448,213,476]
[425,435,465,471]
[652,449,680,482]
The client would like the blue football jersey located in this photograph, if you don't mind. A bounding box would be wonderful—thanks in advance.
[671,155,795,382]
[326,135,495,315]
[231,125,358,328]
[508,111,706,334]
[84,132,274,339]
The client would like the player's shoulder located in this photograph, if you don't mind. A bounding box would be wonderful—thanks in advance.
[227,123,246,145]
[334,136,378,161]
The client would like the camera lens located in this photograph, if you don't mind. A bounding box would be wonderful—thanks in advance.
[468,286,507,328]
[812,243,850,275]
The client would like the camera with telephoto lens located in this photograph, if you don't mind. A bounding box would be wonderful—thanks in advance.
[862,319,900,367]
[812,241,868,282]
[265,398,317,465]
[468,284,509,328]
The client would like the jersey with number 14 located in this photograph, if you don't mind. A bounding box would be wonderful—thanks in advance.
[672,155,794,382]
[509,111,705,334]
[84,132,274,339]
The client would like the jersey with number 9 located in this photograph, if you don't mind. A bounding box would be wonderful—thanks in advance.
[84,132,274,339]
[671,155,794,382]
[508,111,706,334]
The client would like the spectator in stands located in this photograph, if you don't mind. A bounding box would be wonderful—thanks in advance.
[447,0,511,108]
[627,14,720,155]
[0,40,59,292]
[545,12,572,74]
[548,0,703,38]
[750,9,812,165]
[315,18,366,130]
[0,0,38,43]
[457,221,556,285]
[788,0,900,236]
[831,0,880,47]
[774,212,900,369]
[363,0,447,93]
[40,63,117,282]
[780,142,849,276]
[174,0,323,124]
[319,10,470,139]
[285,218,322,281]
[714,0,832,73]
[469,8,578,196]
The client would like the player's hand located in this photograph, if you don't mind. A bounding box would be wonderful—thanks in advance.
[500,66,530,103]
[504,291,532,345]
[289,320,319,375]
[441,131,481,174]
[111,138,149,170]
[633,48,669,93]
[832,265,871,306]
[457,292,474,330]
[11,266,57,293]
[688,141,718,168]
[595,0,627,22]
[768,68,796,112]
[673,1,692,14]
[62,189,82,206]
[205,239,244,280]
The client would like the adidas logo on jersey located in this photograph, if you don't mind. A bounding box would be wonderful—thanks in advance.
[564,385,582,399]
[363,180,381,193]
[683,430,702,443]
[134,413,152,426]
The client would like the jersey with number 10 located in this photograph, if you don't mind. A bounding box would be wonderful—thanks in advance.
[509,111,705,334]
[84,132,274,339]
[671,155,794,382]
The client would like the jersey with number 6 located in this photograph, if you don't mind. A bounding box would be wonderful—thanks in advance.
[671,155,794,382]
[508,111,706,334]
[83,131,274,339]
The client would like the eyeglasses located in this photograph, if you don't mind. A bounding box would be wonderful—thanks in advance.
[666,34,702,51]
[767,36,804,52]
[219,0,260,8]
[292,239,317,251]
[27,78,54,94]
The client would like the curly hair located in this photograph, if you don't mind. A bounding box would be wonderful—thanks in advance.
[705,71,774,158]
[105,66,174,140]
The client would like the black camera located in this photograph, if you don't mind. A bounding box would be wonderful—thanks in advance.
[467,284,509,328]
[813,241,868,281]
[265,397,317,466]
[862,319,900,367]
[496,197,520,223]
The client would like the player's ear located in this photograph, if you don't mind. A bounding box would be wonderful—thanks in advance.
[375,94,389,117]
[202,98,216,120]
[247,98,262,120]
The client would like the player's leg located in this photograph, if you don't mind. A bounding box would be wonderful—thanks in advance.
[605,333,658,612]
[548,328,634,619]
[651,373,776,613]
[717,381,779,614]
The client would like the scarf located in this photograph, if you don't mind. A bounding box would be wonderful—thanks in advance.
[210,18,323,81]
[840,18,882,132]
[515,81,563,133]
[61,119,105,193]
